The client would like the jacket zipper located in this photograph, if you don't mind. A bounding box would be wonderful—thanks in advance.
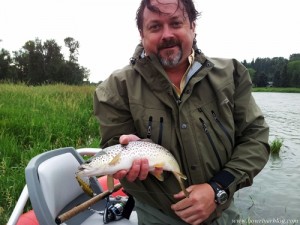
[199,117,223,169]
[211,111,234,150]
[158,117,163,145]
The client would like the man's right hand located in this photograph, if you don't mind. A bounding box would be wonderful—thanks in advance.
[113,134,150,182]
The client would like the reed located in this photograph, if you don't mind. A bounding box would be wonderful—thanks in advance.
[270,138,284,155]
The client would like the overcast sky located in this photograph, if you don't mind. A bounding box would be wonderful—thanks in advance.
[1,0,299,82]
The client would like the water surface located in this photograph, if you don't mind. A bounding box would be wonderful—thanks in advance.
[234,92,300,223]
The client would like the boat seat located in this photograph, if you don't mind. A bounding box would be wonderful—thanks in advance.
[25,147,137,225]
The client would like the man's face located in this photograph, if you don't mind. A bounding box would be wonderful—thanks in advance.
[140,0,195,68]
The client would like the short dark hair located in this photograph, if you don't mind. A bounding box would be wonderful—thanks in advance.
[136,0,200,30]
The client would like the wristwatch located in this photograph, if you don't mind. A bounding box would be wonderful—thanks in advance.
[208,181,228,205]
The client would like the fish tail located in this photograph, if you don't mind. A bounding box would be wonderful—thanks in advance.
[172,171,189,198]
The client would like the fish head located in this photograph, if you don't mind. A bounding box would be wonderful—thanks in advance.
[76,151,114,177]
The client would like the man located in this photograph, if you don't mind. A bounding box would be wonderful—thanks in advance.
[93,0,270,224]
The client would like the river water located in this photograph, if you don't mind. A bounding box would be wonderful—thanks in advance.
[234,92,300,224]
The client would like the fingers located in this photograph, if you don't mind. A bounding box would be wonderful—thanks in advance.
[113,158,149,182]
[113,170,128,179]
[171,184,216,225]
[117,135,148,182]
[119,134,140,145]
[126,158,149,182]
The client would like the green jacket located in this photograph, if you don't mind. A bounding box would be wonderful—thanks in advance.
[94,44,270,223]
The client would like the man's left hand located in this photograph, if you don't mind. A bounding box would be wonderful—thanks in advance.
[171,183,216,225]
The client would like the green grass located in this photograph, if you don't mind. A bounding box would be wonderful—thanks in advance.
[0,83,100,224]
[252,87,300,93]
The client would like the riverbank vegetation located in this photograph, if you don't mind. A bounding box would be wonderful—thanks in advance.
[253,87,300,93]
[243,54,300,88]
[0,83,99,224]
[0,37,90,85]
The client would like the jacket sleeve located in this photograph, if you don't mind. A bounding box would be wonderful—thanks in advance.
[212,60,270,199]
[93,74,136,148]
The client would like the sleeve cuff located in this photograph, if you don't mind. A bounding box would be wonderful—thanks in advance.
[211,170,235,189]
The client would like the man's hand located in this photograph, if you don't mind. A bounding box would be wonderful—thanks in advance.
[171,183,216,225]
[113,134,162,182]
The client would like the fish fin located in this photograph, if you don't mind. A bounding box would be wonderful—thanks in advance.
[150,163,164,181]
[172,171,189,198]
[108,152,121,166]
[151,171,164,181]
[154,163,164,169]
[107,175,114,192]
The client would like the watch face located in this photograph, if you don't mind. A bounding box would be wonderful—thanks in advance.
[217,190,228,205]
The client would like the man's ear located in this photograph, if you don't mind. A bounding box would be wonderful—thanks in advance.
[191,21,196,32]
[139,29,144,38]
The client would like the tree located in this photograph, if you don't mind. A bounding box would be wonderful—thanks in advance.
[10,38,89,85]
[64,37,79,62]
[287,60,300,87]
[289,54,300,62]
[0,48,12,80]
[43,39,64,83]
[253,71,268,87]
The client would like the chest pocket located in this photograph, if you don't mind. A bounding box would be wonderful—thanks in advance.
[130,104,173,147]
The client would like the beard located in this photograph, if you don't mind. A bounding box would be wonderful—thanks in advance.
[157,38,182,68]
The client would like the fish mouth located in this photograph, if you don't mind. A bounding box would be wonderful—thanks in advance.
[76,165,98,177]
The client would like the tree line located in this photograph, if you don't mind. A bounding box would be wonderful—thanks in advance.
[1,37,300,87]
[242,54,300,87]
[0,37,89,85]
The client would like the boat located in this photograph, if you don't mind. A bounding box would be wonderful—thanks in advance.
[7,147,138,225]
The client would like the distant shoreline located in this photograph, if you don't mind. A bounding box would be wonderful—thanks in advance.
[252,87,300,93]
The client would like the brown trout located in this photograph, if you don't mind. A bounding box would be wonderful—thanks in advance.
[76,140,189,197]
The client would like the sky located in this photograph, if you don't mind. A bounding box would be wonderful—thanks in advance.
[1,0,300,83]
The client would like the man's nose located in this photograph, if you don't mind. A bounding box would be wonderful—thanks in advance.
[161,25,175,40]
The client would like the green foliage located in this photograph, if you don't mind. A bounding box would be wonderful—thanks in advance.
[0,37,89,85]
[270,138,283,155]
[247,67,256,81]
[242,56,300,87]
[289,53,300,61]
[252,87,300,93]
[287,60,300,87]
[0,83,100,224]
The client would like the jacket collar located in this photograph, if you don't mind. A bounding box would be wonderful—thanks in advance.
[130,43,213,93]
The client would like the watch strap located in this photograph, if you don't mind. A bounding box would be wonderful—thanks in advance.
[208,181,221,193]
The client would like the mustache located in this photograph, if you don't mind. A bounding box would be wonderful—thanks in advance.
[157,38,181,50]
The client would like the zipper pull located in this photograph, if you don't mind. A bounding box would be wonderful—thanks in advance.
[199,118,208,133]
[211,111,217,120]
[147,116,153,138]
[176,99,182,106]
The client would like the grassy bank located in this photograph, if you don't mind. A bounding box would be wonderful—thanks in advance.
[0,83,100,224]
[252,87,300,93]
